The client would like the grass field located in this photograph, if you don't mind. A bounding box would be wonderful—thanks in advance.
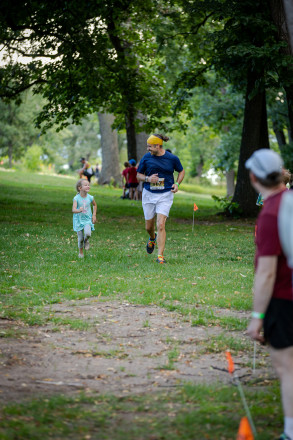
[0,170,283,439]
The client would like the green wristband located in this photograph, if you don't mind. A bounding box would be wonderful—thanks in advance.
[174,182,179,187]
[251,311,265,319]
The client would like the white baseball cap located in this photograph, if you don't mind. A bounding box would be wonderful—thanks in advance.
[245,149,283,179]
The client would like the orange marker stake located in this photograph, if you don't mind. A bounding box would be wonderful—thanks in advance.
[237,417,254,440]
[225,351,257,438]
[192,203,199,232]
[226,350,235,374]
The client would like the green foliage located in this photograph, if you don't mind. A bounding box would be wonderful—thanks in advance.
[0,94,39,164]
[281,142,293,171]
[0,0,174,135]
[23,145,43,171]
[212,195,243,217]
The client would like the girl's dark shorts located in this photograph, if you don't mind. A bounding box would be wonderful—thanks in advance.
[129,183,138,188]
[264,298,293,349]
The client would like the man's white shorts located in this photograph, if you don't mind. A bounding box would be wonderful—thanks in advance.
[142,189,174,220]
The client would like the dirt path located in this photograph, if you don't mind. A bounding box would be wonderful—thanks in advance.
[0,299,274,403]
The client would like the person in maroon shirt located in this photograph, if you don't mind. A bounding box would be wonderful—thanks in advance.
[127,159,139,200]
[121,161,130,199]
[246,149,293,440]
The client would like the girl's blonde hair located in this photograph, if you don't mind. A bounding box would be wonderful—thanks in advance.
[76,178,88,193]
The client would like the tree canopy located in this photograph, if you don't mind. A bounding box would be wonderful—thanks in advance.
[1,0,293,215]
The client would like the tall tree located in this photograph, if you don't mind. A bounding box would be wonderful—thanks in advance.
[98,113,121,185]
[0,0,170,159]
[159,0,287,215]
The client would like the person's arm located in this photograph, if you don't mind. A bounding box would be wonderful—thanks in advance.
[92,199,97,224]
[136,172,159,183]
[247,255,278,343]
[81,162,87,172]
[171,169,185,193]
[72,199,83,213]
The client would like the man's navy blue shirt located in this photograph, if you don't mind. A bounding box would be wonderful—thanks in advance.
[137,151,183,193]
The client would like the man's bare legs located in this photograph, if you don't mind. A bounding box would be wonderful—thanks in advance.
[269,346,293,438]
[145,214,167,257]
[156,214,167,256]
[146,217,156,240]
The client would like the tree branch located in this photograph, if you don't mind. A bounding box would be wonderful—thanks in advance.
[0,79,47,99]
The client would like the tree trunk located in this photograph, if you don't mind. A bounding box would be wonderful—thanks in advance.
[269,1,293,135]
[125,109,137,161]
[226,169,235,198]
[136,112,148,162]
[272,120,287,152]
[232,69,270,217]
[136,131,148,162]
[196,155,204,178]
[98,112,121,186]
[284,85,293,136]
[283,0,293,52]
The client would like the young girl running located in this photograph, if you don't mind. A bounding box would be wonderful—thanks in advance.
[72,179,97,258]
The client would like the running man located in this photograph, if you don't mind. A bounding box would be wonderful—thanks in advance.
[136,133,185,264]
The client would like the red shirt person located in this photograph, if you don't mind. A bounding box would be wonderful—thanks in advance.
[121,162,130,199]
[127,159,139,200]
[246,149,293,440]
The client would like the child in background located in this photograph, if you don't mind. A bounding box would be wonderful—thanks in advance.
[72,179,97,258]
[256,168,291,207]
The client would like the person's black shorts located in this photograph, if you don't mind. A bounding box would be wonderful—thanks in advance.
[264,298,293,349]
[83,170,94,182]
[129,183,138,188]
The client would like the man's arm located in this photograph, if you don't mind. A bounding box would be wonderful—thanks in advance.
[137,172,159,183]
[247,255,278,342]
[171,169,185,193]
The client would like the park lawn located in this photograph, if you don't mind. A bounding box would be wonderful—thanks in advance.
[0,170,282,440]
[0,170,254,330]
[0,382,282,440]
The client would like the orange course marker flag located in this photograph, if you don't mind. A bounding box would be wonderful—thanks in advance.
[236,416,254,440]
[194,203,198,211]
[225,351,235,374]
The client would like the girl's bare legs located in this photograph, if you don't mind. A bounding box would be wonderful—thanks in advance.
[77,230,84,257]
[84,224,92,250]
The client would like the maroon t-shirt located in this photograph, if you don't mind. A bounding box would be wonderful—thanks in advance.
[255,189,293,300]
[122,168,129,179]
[127,166,138,184]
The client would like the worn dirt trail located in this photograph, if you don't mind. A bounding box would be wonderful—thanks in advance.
[0,299,274,403]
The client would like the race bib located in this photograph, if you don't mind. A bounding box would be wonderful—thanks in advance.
[150,178,165,190]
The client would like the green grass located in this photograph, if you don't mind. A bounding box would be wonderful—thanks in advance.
[0,383,282,439]
[0,170,254,330]
[0,170,281,439]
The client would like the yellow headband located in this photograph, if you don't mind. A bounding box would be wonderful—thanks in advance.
[147,135,163,145]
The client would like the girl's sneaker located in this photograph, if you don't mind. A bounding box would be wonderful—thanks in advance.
[156,255,166,264]
[78,253,84,258]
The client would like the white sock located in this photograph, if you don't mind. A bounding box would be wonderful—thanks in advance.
[284,417,293,438]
